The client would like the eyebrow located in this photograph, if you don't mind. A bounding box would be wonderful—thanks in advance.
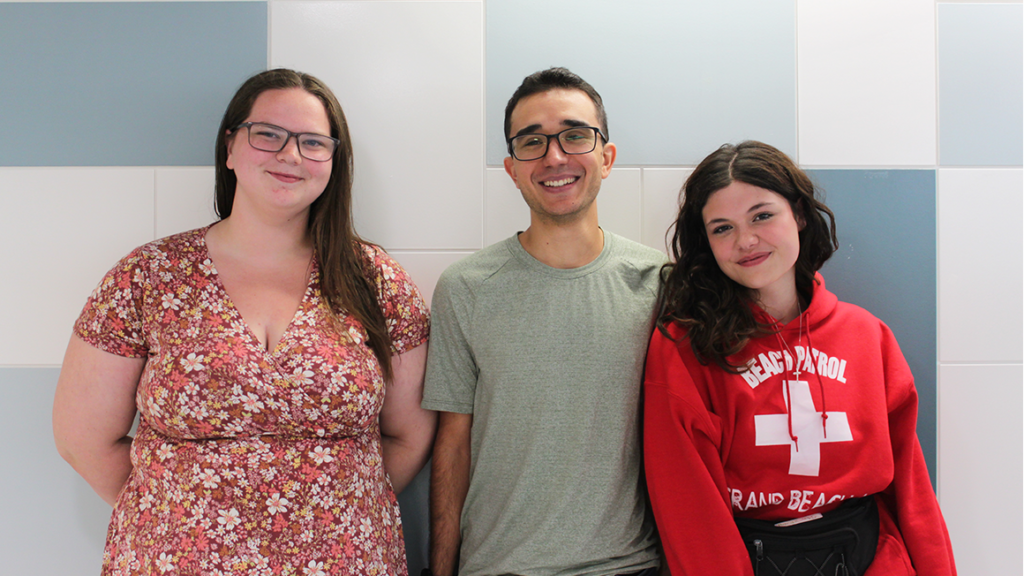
[704,201,776,226]
[512,119,592,138]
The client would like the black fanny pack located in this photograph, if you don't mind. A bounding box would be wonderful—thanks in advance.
[734,496,880,576]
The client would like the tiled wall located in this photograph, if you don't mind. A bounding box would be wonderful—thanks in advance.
[0,1,1019,575]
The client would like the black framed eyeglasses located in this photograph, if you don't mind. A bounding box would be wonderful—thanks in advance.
[507,126,607,161]
[232,122,340,162]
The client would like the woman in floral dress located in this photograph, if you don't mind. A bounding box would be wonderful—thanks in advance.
[53,69,434,576]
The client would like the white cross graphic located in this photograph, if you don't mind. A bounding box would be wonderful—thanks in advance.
[754,380,853,476]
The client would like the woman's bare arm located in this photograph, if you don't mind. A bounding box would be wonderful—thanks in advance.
[379,343,436,493]
[53,335,144,506]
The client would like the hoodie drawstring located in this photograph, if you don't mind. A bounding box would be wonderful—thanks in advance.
[769,307,829,449]
[805,328,829,438]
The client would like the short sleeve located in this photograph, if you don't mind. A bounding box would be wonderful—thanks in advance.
[365,244,430,355]
[420,265,478,414]
[73,247,150,358]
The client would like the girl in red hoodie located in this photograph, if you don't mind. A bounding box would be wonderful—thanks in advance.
[645,141,956,576]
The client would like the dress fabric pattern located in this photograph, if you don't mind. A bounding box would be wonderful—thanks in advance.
[74,226,429,576]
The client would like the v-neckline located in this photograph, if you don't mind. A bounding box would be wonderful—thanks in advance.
[199,226,317,360]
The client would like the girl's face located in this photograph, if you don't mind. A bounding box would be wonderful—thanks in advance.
[225,88,333,220]
[702,181,803,302]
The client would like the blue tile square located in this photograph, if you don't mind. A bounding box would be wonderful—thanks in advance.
[486,0,796,166]
[939,4,1023,167]
[811,169,938,483]
[0,2,267,166]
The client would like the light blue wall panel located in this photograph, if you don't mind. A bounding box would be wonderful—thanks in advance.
[0,2,267,167]
[0,368,110,573]
[486,0,796,166]
[811,170,938,485]
[938,4,1023,167]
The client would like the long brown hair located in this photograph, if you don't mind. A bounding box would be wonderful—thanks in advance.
[657,141,838,372]
[215,68,394,380]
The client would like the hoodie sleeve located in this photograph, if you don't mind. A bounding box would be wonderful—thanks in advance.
[644,329,755,576]
[878,325,957,575]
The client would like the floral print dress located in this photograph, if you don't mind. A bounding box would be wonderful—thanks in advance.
[74,226,429,576]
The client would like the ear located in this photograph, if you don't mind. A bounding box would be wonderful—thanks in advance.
[503,156,521,189]
[225,130,237,171]
[599,142,617,179]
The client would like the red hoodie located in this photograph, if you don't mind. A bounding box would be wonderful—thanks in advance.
[644,274,956,576]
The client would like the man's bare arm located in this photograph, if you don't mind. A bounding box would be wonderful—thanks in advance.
[429,411,472,576]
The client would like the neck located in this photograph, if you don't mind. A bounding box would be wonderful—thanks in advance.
[518,212,604,269]
[209,208,313,262]
[754,279,801,326]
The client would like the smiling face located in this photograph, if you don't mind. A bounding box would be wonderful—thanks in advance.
[703,180,803,308]
[502,88,616,226]
[225,88,333,221]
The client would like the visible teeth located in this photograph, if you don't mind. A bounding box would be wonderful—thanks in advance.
[543,177,576,187]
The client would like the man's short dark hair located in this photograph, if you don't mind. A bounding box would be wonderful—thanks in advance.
[503,67,609,147]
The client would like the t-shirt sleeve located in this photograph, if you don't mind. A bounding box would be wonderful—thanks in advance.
[73,247,150,358]
[366,245,430,355]
[420,266,477,414]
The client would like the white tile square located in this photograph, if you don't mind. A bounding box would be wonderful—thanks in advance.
[387,251,474,308]
[155,167,217,239]
[484,167,529,247]
[938,364,1023,575]
[270,1,484,250]
[596,168,641,244]
[642,168,691,254]
[938,169,1023,363]
[797,0,937,166]
[0,168,155,365]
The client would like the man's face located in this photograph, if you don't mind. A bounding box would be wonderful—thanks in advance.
[503,88,616,226]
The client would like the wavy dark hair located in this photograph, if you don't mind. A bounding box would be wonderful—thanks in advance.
[214,68,394,380]
[657,141,838,372]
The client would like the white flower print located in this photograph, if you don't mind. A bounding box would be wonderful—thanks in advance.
[199,469,221,489]
[266,493,289,515]
[217,508,241,530]
[139,492,156,511]
[156,443,173,461]
[303,560,326,576]
[181,353,205,372]
[199,258,215,275]
[241,392,265,413]
[292,367,314,386]
[155,552,174,573]
[161,292,182,310]
[310,446,333,464]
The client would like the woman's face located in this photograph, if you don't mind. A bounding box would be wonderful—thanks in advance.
[225,88,333,220]
[701,181,802,300]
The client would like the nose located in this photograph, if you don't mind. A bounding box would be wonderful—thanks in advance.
[738,227,758,249]
[276,135,303,164]
[541,137,569,164]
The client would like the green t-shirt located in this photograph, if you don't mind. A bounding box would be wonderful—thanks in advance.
[423,232,666,576]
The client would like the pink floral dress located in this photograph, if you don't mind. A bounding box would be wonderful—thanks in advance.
[74,226,429,576]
